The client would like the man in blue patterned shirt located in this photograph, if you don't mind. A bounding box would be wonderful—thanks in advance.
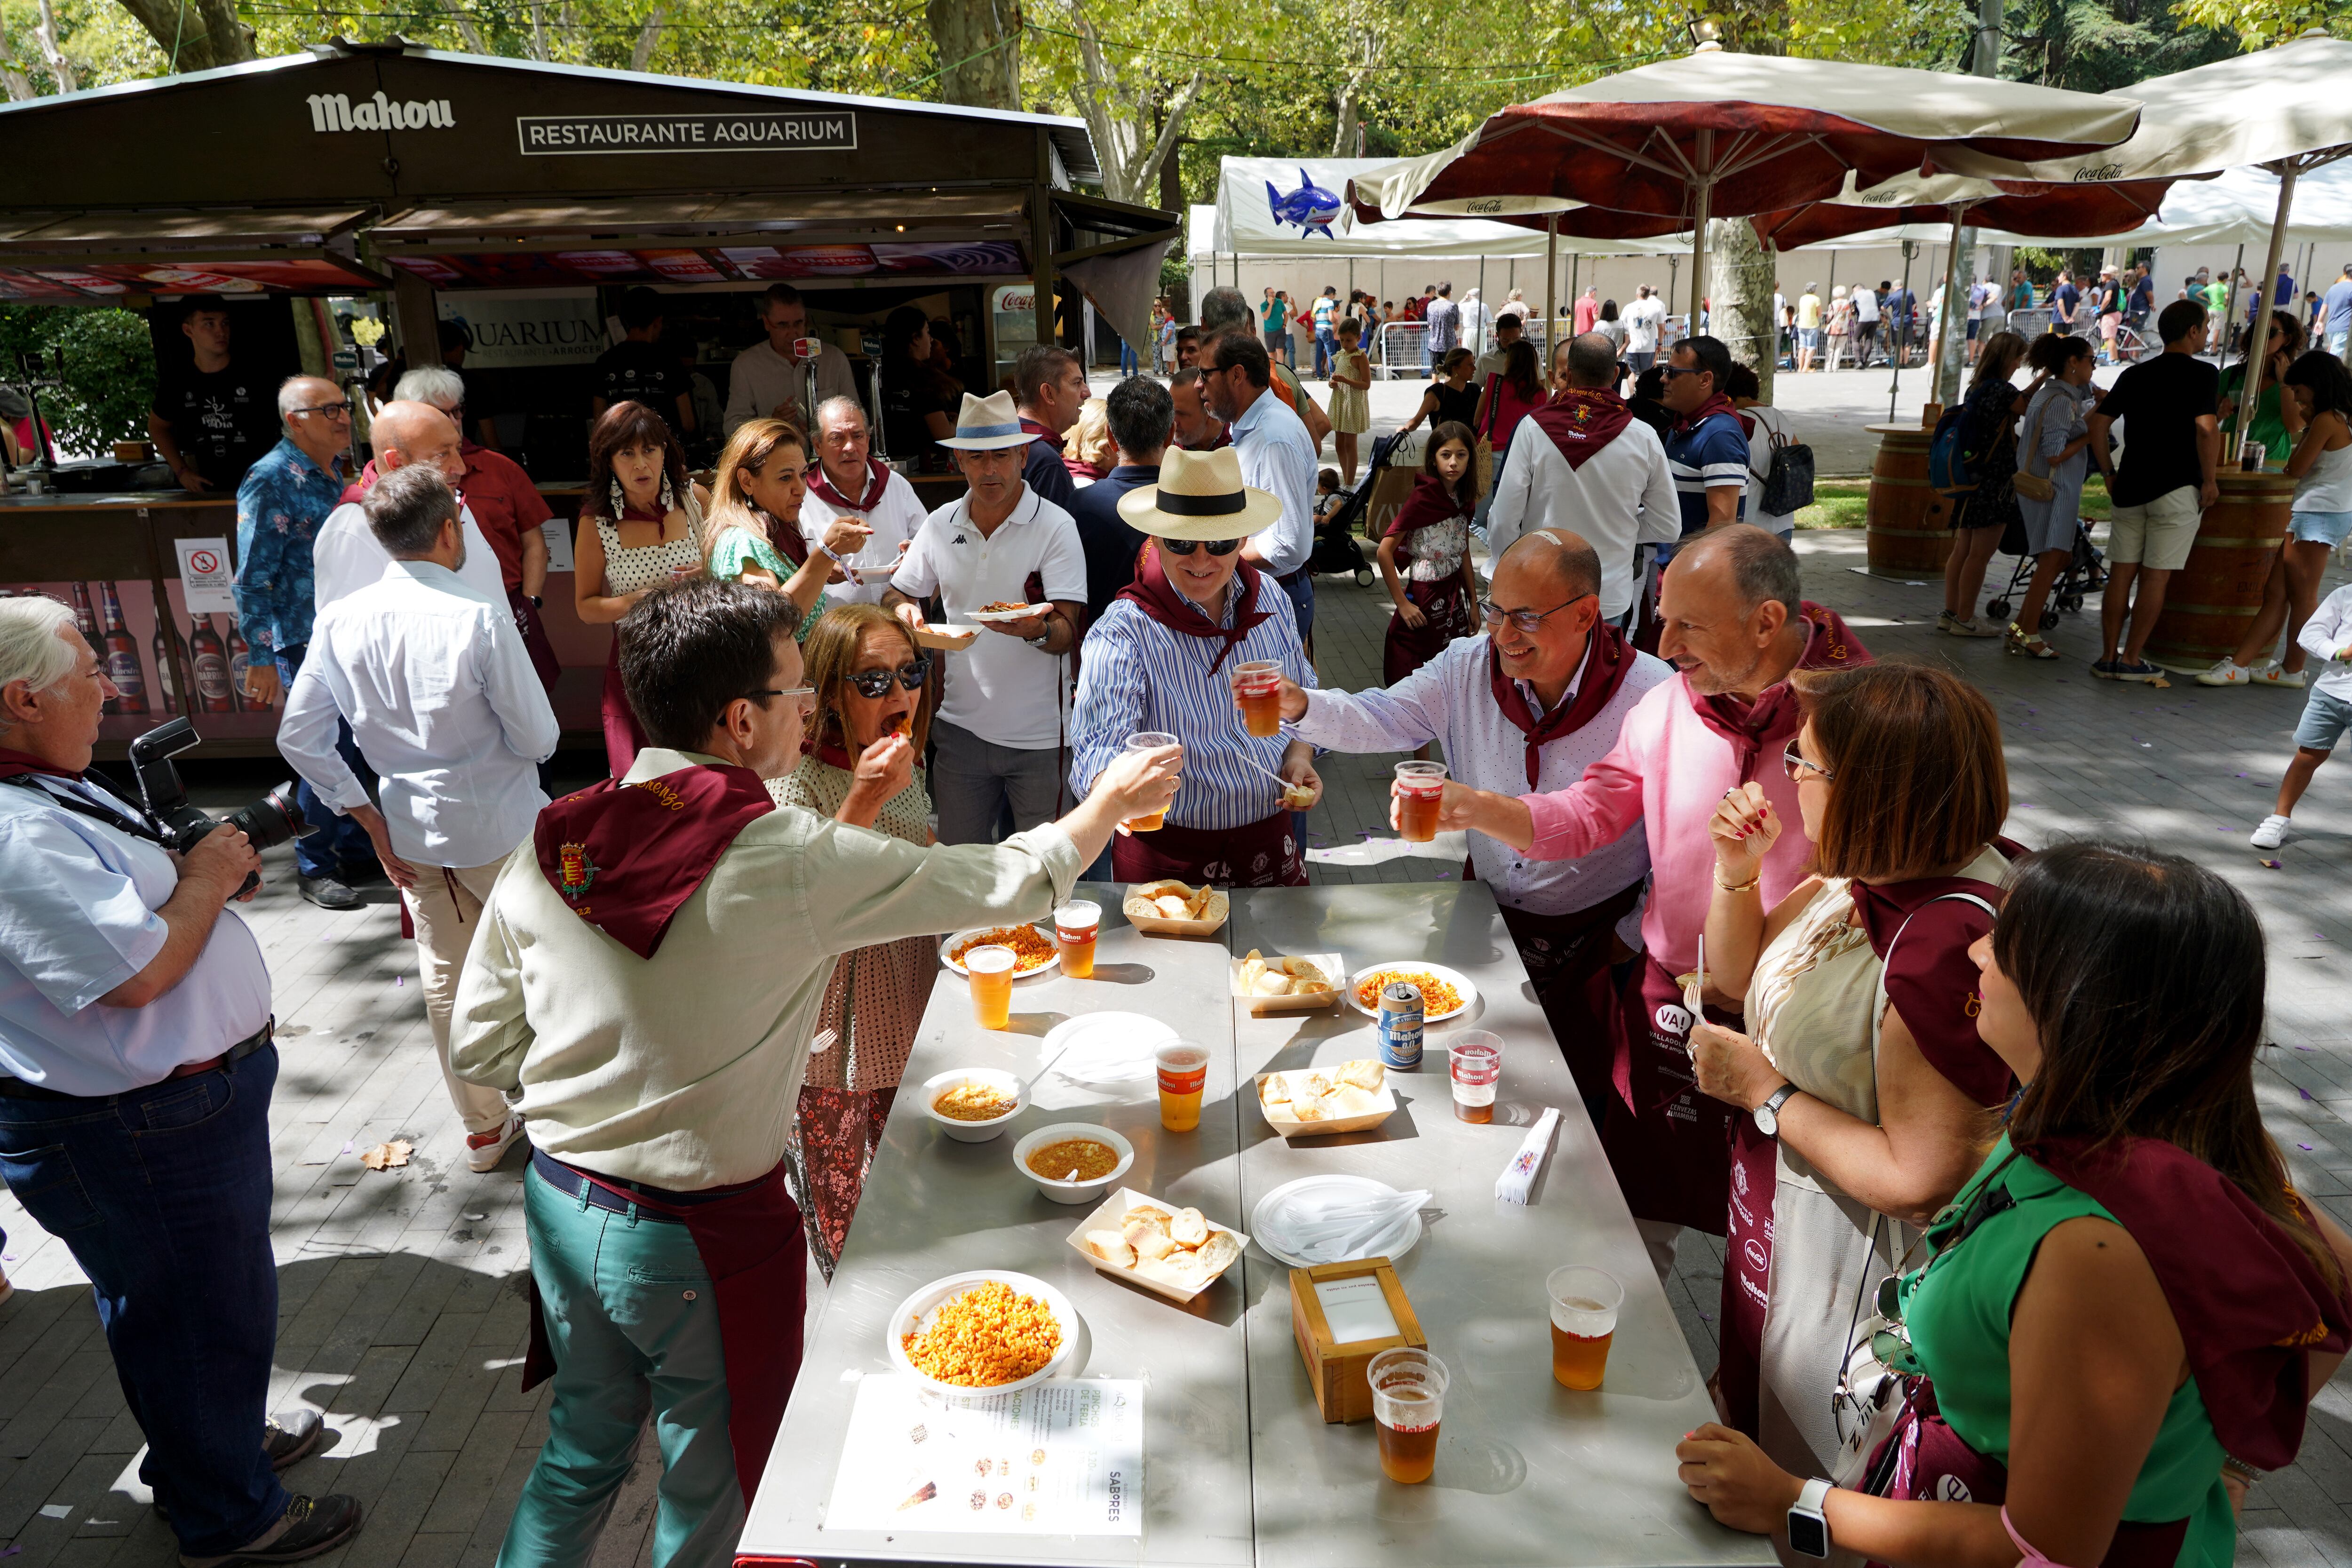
[235,374,377,907]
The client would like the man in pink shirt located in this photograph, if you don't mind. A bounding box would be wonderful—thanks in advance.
[1573,287,1600,337]
[1422,526,1868,1275]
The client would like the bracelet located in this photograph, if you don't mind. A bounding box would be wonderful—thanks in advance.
[2222,1455,2263,1487]
[1715,871,1762,894]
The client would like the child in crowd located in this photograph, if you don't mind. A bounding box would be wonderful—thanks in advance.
[1377,420,1478,690]
[1313,468,1344,528]
[1327,318,1373,484]
[2252,579,2352,850]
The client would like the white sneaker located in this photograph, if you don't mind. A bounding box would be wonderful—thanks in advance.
[2251,815,2291,851]
[2250,661,2308,688]
[2196,658,2251,686]
[466,1114,526,1173]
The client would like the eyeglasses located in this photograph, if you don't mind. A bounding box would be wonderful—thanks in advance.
[293,401,353,419]
[1160,536,1242,557]
[846,659,931,698]
[1659,365,1703,381]
[1478,593,1591,635]
[1782,742,1835,783]
[741,685,815,706]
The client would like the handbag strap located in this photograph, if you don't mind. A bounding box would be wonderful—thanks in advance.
[2021,391,2054,480]
[1865,888,1999,1267]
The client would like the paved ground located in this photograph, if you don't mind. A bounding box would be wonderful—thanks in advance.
[2,513,2349,1564]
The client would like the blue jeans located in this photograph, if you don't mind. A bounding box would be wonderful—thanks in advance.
[0,1046,286,1555]
[273,644,379,881]
[1278,569,1315,642]
[1315,328,1337,377]
[1119,339,1138,375]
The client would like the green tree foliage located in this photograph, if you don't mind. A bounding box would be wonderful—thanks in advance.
[0,306,157,448]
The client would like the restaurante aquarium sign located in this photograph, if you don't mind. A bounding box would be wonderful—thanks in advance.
[515,111,858,155]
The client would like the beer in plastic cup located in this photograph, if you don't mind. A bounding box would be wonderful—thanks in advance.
[1054,900,1100,979]
[1449,1031,1502,1124]
[965,945,1016,1030]
[1122,732,1177,832]
[1369,1347,1447,1484]
[1232,659,1284,738]
[1393,761,1448,843]
[1154,1039,1210,1132]
[1547,1265,1623,1390]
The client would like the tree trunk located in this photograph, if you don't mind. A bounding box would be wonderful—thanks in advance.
[110,0,252,73]
[628,7,666,72]
[926,0,1020,111]
[32,0,74,92]
[1708,216,1778,402]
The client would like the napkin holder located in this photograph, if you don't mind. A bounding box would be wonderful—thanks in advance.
[1289,1258,1423,1425]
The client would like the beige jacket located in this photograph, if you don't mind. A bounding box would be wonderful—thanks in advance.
[451,747,1079,1187]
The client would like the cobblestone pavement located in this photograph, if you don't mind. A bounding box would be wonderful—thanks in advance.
[0,521,2347,1565]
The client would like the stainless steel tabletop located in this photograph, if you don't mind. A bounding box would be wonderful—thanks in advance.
[739,883,1769,1568]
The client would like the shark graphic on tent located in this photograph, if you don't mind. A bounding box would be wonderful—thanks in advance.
[1266,168,1343,239]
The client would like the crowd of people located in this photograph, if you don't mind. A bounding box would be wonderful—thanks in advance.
[3,265,2351,1568]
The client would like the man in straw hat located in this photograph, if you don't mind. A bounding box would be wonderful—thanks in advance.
[885,390,1087,845]
[1069,446,1320,887]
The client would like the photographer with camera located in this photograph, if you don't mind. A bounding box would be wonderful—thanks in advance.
[0,597,363,1566]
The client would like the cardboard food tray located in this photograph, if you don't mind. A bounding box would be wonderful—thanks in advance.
[912,623,980,652]
[1064,1186,1248,1303]
[1253,1073,1398,1138]
[1121,880,1230,937]
[1230,952,1345,1014]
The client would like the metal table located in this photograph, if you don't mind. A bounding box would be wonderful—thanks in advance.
[738,883,1770,1568]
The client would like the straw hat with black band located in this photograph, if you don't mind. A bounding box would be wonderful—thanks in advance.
[1115,446,1283,540]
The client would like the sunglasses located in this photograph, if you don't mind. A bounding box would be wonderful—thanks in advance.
[1161,537,1241,557]
[741,685,814,706]
[846,659,931,699]
[1782,742,1835,783]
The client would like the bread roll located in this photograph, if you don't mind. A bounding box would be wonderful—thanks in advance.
[1291,1098,1326,1122]
[1252,971,1295,997]
[1086,1231,1135,1268]
[1339,1059,1386,1092]
[1131,1227,1177,1263]
[1133,1255,1192,1289]
[1194,1230,1240,1275]
[1170,1208,1208,1247]
[1238,955,1267,993]
[1259,1075,1291,1106]
[1123,1204,1173,1232]
[1154,895,1190,918]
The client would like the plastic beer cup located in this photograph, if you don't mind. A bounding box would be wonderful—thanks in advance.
[1449,1030,1502,1123]
[1054,900,1100,979]
[1154,1039,1210,1132]
[1232,659,1284,738]
[1547,1265,1623,1390]
[1369,1347,1447,1484]
[1393,761,1448,843]
[966,944,1015,1030]
[1122,732,1177,832]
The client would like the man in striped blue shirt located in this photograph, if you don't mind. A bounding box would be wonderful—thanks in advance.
[1657,334,1749,570]
[1070,448,1321,888]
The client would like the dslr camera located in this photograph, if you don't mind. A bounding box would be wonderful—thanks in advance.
[128,717,314,897]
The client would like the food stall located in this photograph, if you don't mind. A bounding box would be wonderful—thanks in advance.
[738,881,1772,1568]
[0,41,1178,755]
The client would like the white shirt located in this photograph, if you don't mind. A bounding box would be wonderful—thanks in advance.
[279,560,559,868]
[0,773,270,1095]
[1853,289,1880,324]
[1625,296,1669,354]
[312,495,508,613]
[1228,387,1319,577]
[1482,413,1679,621]
[1742,403,1799,535]
[721,338,862,437]
[799,463,930,606]
[1291,633,1672,923]
[2301,582,2352,701]
[891,486,1088,749]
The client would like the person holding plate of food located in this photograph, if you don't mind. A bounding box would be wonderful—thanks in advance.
[1070,446,1320,887]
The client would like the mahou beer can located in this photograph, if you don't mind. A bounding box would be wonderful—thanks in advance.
[1376,981,1425,1069]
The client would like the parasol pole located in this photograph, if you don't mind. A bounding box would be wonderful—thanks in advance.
[1689,128,1715,334]
[1545,213,1558,364]
[2234,164,2299,464]
[1932,205,1973,406]
[1889,239,1917,422]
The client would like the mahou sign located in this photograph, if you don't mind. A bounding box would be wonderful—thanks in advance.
[307,91,455,132]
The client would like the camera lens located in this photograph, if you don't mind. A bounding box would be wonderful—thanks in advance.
[224,784,312,852]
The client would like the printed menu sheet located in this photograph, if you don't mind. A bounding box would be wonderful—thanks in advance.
[822,1375,1143,1536]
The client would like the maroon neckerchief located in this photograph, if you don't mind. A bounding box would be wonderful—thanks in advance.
[1020,416,1065,453]
[1672,390,1740,435]
[805,456,892,514]
[0,746,81,782]
[2014,1133,2352,1473]
[1113,547,1274,675]
[1686,602,1871,783]
[532,762,776,959]
[755,508,811,569]
[1382,472,1472,572]
[1486,624,1635,787]
[1176,427,1232,453]
[339,460,378,507]
[1065,457,1110,483]
[1526,387,1635,471]
[1845,841,2023,1108]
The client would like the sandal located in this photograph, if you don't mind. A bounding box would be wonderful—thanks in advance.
[2004,624,2058,660]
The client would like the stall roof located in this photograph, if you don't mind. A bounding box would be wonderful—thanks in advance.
[370,191,1032,246]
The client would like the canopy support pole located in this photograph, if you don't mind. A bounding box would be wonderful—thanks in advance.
[1545,214,1558,364]
[1690,129,1715,333]
[1889,239,1917,423]
[1931,206,1973,407]
[2236,164,2300,463]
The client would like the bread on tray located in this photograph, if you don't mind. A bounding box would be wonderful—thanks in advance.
[1259,1059,1388,1124]
[1236,949,1334,998]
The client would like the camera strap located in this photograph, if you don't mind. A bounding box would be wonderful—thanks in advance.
[0,773,173,850]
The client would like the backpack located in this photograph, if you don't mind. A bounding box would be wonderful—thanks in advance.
[1928,403,1974,496]
[1759,421,1817,515]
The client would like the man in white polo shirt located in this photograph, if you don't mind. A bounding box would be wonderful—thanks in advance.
[312,401,507,613]
[886,390,1087,845]
[798,396,927,606]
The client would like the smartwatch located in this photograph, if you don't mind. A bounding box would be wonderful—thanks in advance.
[1787,1476,1832,1559]
[1753,1081,1800,1137]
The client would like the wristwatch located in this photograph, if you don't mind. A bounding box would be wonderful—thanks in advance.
[1787,1477,1832,1559]
[1024,632,1053,651]
[527,594,543,609]
[1754,1082,1800,1136]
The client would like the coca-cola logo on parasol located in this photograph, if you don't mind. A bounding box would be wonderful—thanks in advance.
[308,91,454,132]
[2072,164,2125,182]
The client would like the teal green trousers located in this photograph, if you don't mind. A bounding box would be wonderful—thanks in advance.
[497,1167,743,1568]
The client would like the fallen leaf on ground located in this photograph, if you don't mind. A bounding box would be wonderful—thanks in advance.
[360,1139,413,1171]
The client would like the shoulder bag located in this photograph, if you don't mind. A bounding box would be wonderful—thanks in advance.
[1757,414,1816,515]
[2010,392,2057,502]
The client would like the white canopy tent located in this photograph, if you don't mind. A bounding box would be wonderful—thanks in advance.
[1210,156,1687,260]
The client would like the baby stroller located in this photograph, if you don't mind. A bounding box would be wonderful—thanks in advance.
[1309,431,1400,586]
[1983,512,2107,630]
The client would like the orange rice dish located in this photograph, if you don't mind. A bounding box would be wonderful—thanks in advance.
[950,925,1057,973]
[1352,968,1464,1015]
[901,1281,1063,1387]
[932,1082,1016,1122]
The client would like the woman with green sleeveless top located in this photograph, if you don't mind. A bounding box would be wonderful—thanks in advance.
[1678,843,2352,1565]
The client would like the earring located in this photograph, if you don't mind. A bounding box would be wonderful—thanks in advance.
[659,472,676,513]
[609,479,625,518]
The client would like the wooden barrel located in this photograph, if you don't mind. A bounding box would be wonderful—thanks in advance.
[1863,424,1955,578]
[2145,471,2292,670]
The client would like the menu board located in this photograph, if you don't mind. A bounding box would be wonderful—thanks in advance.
[0,578,278,744]
[822,1375,1142,1537]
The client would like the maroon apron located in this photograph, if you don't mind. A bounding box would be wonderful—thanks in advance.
[1597,953,1739,1235]
[1112,809,1304,888]
[599,644,648,780]
[509,587,563,694]
[1494,884,1639,1108]
[1717,1117,1778,1437]
[1382,577,1472,685]
[522,1159,808,1509]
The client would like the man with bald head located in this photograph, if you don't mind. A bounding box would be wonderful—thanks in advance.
[1485,332,1677,624]
[1426,525,1870,1277]
[312,400,508,613]
[1271,527,1673,1108]
[798,396,928,606]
